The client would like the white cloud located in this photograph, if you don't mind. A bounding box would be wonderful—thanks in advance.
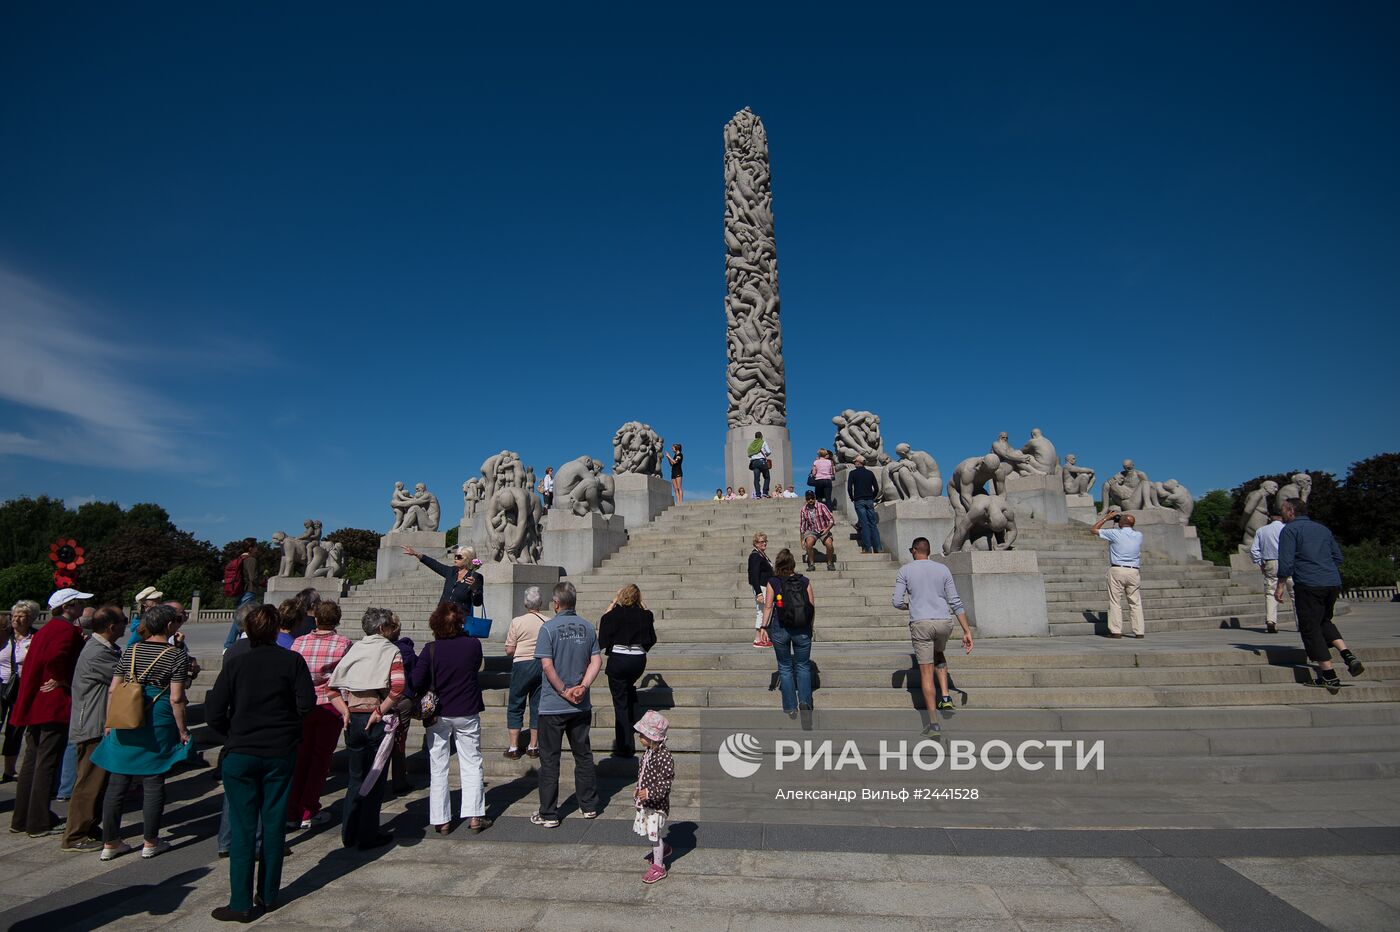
[172,513,228,527]
[64,494,101,508]
[0,268,208,471]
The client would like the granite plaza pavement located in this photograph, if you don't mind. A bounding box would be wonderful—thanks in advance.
[1,603,1398,931]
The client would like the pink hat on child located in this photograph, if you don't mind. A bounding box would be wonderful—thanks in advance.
[634,710,669,743]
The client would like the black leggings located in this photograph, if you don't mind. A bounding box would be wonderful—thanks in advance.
[103,772,166,844]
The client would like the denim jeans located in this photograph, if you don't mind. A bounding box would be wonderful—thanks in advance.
[769,626,813,712]
[854,500,882,552]
[751,463,770,498]
[506,659,542,730]
[56,742,77,797]
[223,593,260,650]
[217,792,265,855]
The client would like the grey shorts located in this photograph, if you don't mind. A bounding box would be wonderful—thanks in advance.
[910,618,955,667]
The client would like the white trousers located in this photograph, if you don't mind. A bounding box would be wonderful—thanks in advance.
[426,715,485,824]
[1107,566,1144,636]
[1260,560,1293,624]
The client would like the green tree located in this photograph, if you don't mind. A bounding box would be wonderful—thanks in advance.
[1339,540,1398,589]
[1333,453,1400,547]
[0,496,69,568]
[325,528,380,565]
[154,564,218,606]
[343,557,375,587]
[0,562,56,609]
[83,526,220,606]
[445,526,459,548]
[1189,490,1233,566]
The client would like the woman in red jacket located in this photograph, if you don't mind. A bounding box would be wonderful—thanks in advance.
[8,589,87,837]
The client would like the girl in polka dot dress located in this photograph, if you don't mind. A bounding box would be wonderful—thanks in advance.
[633,710,674,884]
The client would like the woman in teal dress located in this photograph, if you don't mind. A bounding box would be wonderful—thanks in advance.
[92,604,191,860]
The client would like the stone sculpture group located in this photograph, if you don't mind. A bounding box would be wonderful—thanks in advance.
[1240,473,1312,548]
[270,519,342,579]
[390,482,441,533]
[1096,460,1194,523]
[479,450,543,565]
[555,455,616,517]
[612,422,665,476]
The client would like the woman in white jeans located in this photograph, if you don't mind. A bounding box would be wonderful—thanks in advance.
[411,603,490,834]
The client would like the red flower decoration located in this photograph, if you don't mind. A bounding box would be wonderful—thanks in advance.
[49,538,85,573]
[52,572,73,589]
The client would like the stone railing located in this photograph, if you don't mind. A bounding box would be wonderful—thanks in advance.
[1342,585,1398,602]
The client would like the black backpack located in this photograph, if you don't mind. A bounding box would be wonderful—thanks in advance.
[775,575,813,629]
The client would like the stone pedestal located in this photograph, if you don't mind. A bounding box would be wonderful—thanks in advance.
[725,425,792,494]
[1005,473,1069,525]
[1066,493,1097,524]
[543,512,627,577]
[266,574,345,600]
[481,562,562,642]
[1230,549,1262,585]
[1123,510,1190,562]
[931,550,1048,637]
[613,473,673,529]
[1184,525,1202,561]
[878,497,956,565]
[376,530,449,581]
[457,514,487,555]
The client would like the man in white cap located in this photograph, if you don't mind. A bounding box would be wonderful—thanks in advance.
[9,588,89,837]
[126,586,164,647]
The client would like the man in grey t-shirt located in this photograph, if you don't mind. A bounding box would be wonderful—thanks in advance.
[531,581,602,827]
[892,537,973,737]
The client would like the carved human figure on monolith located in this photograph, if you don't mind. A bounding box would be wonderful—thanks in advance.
[1062,454,1096,495]
[887,443,942,499]
[832,410,883,465]
[944,494,1019,554]
[1153,480,1195,522]
[1274,473,1313,514]
[555,456,616,517]
[1101,460,1159,513]
[1018,429,1059,477]
[1241,481,1279,549]
[612,422,663,475]
[481,450,527,502]
[724,107,787,431]
[948,454,1002,520]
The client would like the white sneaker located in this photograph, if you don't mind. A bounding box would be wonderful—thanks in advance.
[99,842,133,861]
[140,840,171,859]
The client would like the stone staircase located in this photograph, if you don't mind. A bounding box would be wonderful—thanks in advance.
[248,498,1395,829]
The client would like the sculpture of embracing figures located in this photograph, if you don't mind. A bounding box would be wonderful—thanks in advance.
[390,481,440,532]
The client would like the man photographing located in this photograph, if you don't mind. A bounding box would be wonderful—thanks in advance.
[891,537,972,738]
[1091,510,1145,639]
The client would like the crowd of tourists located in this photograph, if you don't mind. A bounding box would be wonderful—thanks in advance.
[0,574,671,921]
[0,488,1366,920]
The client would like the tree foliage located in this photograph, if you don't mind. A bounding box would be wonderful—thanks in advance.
[1339,540,1397,589]
[1334,453,1400,548]
[1189,490,1233,566]
[81,526,220,606]
[154,564,217,606]
[325,528,380,565]
[0,563,55,611]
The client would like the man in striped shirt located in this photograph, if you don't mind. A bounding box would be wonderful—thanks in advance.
[799,491,837,571]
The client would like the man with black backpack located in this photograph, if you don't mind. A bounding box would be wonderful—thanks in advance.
[892,538,973,737]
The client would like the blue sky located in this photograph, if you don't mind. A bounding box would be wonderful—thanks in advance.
[1,3,1396,545]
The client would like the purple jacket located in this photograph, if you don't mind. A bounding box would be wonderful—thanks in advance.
[410,635,484,717]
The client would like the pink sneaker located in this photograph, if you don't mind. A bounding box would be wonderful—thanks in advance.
[643,863,668,884]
